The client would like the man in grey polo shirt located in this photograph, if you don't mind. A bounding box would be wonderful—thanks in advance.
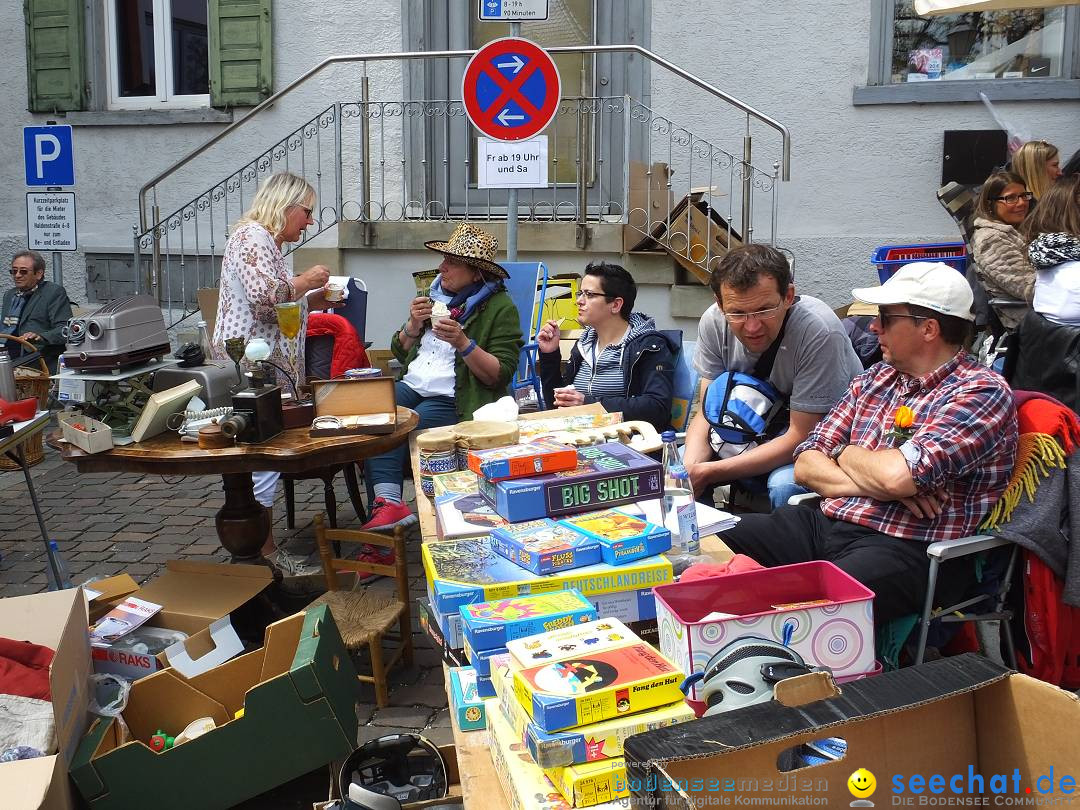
[684,244,863,510]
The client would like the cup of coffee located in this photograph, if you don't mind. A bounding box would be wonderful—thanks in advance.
[325,283,345,302]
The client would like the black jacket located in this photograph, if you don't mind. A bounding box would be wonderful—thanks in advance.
[539,317,678,431]
[1,280,73,372]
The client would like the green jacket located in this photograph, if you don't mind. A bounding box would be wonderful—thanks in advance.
[391,288,523,420]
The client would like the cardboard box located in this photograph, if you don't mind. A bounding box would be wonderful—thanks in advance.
[0,589,91,810]
[58,412,113,453]
[654,560,876,698]
[478,442,663,522]
[622,654,1080,808]
[90,561,273,681]
[310,376,397,435]
[71,606,361,810]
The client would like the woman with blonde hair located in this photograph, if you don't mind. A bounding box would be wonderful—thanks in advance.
[212,171,340,575]
[971,170,1035,331]
[1012,140,1063,202]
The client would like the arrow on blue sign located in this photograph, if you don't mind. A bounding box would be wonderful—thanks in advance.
[496,108,526,126]
[496,55,524,74]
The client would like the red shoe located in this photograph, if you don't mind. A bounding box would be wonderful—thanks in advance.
[336,543,395,583]
[0,397,36,427]
[360,497,417,532]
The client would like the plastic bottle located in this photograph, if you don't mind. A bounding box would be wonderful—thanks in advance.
[45,540,73,591]
[196,321,213,362]
[660,430,701,556]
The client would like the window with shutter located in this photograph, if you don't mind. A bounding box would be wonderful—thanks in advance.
[24,0,86,113]
[209,0,272,108]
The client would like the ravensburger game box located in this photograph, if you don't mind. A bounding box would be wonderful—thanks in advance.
[547,757,629,807]
[460,590,597,652]
[489,519,603,574]
[557,509,672,566]
[490,651,693,769]
[422,537,673,615]
[478,442,662,522]
[512,642,684,732]
[506,617,639,666]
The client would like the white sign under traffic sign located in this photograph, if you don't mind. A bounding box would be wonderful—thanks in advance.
[27,192,77,251]
[478,0,548,21]
[477,136,549,188]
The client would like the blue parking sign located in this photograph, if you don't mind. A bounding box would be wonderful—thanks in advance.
[24,125,75,187]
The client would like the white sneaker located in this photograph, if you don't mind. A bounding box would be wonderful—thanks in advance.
[267,548,324,578]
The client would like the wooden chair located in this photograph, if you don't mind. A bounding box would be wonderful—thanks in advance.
[308,514,413,707]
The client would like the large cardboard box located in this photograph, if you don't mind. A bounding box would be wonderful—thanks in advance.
[71,606,360,810]
[622,654,1080,808]
[0,589,91,810]
[89,561,272,680]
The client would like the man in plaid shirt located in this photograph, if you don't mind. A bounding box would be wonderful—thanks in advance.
[720,263,1017,624]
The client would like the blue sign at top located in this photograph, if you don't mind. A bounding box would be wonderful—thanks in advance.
[23,125,75,187]
[478,0,549,21]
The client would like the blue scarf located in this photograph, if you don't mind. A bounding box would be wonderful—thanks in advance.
[429,276,502,323]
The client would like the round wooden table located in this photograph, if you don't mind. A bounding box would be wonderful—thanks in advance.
[51,406,419,564]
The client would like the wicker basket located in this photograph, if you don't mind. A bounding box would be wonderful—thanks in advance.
[0,334,51,469]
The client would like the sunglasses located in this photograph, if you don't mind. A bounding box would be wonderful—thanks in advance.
[9,267,37,276]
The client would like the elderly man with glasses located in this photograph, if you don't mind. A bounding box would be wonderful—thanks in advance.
[2,250,73,373]
[718,262,1017,625]
[683,244,864,510]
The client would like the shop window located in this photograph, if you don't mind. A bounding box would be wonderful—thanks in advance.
[891,3,1066,82]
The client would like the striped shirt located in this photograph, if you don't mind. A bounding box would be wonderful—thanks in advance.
[796,351,1017,543]
[571,313,654,400]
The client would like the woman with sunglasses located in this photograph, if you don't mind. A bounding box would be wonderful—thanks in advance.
[1025,175,1080,325]
[971,171,1036,332]
[536,261,677,431]
[1012,140,1063,203]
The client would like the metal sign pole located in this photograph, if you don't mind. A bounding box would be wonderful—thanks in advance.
[52,251,62,286]
[506,21,522,262]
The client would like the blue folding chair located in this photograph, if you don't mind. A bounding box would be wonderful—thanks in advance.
[500,260,550,410]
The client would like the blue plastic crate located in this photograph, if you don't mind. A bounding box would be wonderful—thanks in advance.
[871,242,968,284]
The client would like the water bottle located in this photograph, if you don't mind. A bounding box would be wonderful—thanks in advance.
[660,430,700,556]
[0,351,17,402]
[45,540,74,591]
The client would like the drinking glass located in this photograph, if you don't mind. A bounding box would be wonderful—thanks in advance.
[275,302,302,396]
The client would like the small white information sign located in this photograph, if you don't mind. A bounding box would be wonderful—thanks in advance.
[478,0,548,21]
[26,191,77,251]
[477,136,548,188]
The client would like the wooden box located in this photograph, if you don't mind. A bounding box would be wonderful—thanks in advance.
[309,377,397,436]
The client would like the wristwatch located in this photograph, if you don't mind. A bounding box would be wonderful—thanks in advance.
[829,443,847,460]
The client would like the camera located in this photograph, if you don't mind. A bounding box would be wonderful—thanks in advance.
[220,386,284,443]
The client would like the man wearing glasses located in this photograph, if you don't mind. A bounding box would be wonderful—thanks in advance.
[719,263,1017,624]
[684,244,863,510]
[2,250,73,373]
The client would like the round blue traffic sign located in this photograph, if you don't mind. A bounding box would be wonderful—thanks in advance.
[462,37,561,142]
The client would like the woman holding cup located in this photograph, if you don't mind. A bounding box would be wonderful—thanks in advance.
[211,171,341,575]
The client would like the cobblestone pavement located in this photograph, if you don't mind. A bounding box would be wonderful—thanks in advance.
[0,434,450,808]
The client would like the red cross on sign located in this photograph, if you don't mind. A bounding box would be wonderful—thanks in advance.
[461,37,561,142]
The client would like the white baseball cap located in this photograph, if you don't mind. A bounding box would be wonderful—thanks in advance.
[852,262,975,322]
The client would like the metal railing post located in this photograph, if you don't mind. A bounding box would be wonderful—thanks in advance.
[741,132,752,244]
[151,204,162,304]
[132,225,141,295]
[575,99,590,249]
[334,101,343,226]
[360,75,373,246]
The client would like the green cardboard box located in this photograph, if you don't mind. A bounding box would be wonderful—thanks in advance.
[70,606,360,810]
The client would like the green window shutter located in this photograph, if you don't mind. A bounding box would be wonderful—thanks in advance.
[24,0,85,113]
[209,0,272,107]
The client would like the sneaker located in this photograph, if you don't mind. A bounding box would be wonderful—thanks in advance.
[266,548,325,578]
[337,543,395,583]
[360,497,418,532]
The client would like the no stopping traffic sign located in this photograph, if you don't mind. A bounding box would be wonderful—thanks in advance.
[462,37,561,142]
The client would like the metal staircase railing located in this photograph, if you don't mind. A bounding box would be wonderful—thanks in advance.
[134,45,791,321]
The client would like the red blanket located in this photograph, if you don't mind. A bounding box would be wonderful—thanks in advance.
[307,313,369,378]
[0,637,54,701]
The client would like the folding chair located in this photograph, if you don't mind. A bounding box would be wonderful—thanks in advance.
[500,260,550,410]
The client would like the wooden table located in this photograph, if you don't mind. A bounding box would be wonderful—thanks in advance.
[53,406,419,564]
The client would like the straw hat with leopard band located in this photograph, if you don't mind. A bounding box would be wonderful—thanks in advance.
[424,223,510,280]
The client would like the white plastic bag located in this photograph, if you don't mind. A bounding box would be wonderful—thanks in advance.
[979,92,1033,156]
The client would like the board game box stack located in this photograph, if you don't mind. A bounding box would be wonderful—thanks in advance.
[478,442,663,523]
[486,618,693,808]
[460,590,597,690]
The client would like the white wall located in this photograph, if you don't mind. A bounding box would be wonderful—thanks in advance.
[649,0,1077,308]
